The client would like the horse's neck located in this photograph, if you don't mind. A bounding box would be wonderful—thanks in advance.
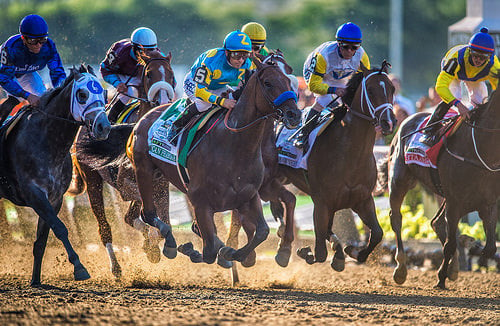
[343,93,377,151]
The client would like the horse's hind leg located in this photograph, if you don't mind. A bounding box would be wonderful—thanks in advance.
[478,204,498,260]
[297,201,330,264]
[86,170,121,278]
[349,198,383,263]
[227,210,242,286]
[31,218,50,286]
[134,151,176,259]
[437,205,460,289]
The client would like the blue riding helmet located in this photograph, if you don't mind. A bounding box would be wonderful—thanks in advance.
[336,22,362,43]
[223,30,252,52]
[19,14,49,38]
[469,27,495,54]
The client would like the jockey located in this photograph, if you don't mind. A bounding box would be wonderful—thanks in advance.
[0,14,66,120]
[166,30,253,142]
[420,27,500,146]
[241,22,272,57]
[295,22,370,149]
[100,27,165,123]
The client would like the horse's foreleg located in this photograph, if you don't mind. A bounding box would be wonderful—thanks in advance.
[437,207,460,289]
[351,197,382,264]
[310,202,330,263]
[431,200,447,245]
[31,218,50,286]
[478,204,498,260]
[220,196,269,263]
[227,210,242,285]
[274,187,296,267]
[27,189,89,284]
[387,191,408,284]
[193,205,217,264]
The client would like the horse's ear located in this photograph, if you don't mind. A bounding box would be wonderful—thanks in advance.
[79,64,87,74]
[166,52,172,62]
[252,56,263,69]
[381,60,391,74]
[87,65,95,76]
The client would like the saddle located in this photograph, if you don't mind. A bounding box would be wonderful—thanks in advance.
[115,100,141,123]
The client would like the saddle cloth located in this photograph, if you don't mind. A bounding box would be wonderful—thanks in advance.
[404,110,460,168]
[277,107,335,170]
[116,100,140,123]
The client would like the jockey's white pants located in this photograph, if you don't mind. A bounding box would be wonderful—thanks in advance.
[448,79,488,106]
[114,74,141,104]
[12,72,46,99]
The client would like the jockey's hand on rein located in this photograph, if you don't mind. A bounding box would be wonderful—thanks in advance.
[222,98,236,110]
[116,83,127,94]
[27,94,41,107]
[456,101,471,120]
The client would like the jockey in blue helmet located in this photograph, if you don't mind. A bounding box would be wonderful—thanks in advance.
[420,27,500,146]
[296,22,370,150]
[166,30,253,142]
[0,14,66,119]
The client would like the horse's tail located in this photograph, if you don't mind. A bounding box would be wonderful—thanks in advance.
[75,124,135,170]
[66,155,86,196]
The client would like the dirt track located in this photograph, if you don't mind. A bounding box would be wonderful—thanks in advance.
[0,233,499,326]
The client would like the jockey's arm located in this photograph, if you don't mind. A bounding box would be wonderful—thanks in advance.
[307,53,331,95]
[435,58,459,105]
[487,56,500,91]
[194,66,226,107]
[360,51,371,70]
[0,58,30,99]
[46,49,66,88]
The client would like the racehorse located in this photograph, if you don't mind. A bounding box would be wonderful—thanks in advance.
[67,50,175,278]
[378,88,500,289]
[124,58,301,266]
[0,65,110,286]
[267,62,396,271]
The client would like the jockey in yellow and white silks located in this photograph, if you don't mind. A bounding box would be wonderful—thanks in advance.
[166,30,254,142]
[295,22,370,149]
[420,27,500,146]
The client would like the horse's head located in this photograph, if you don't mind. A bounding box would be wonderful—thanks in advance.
[261,50,299,96]
[141,51,176,106]
[251,57,301,129]
[69,65,111,140]
[350,61,397,135]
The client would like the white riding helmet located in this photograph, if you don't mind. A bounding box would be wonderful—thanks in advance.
[131,27,157,49]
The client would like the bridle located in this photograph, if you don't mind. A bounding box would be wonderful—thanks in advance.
[224,64,297,132]
[349,70,394,128]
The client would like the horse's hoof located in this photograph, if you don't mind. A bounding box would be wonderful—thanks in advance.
[434,281,447,290]
[30,280,42,287]
[330,257,345,272]
[219,246,236,261]
[112,264,122,279]
[275,246,291,267]
[74,265,91,281]
[297,247,314,265]
[344,245,359,260]
[217,253,233,269]
[190,252,203,263]
[393,266,407,284]
[241,250,256,268]
[163,245,177,259]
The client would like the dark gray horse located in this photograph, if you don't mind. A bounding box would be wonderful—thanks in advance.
[379,88,500,289]
[0,65,110,286]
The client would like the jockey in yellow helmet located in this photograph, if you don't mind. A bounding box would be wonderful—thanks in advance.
[242,22,272,57]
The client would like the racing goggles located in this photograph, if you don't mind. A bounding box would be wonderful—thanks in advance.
[340,43,361,51]
[230,51,251,60]
[470,49,490,60]
[23,36,48,45]
[252,44,263,52]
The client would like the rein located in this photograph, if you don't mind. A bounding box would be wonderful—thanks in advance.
[352,71,394,125]
[224,64,296,132]
[32,107,85,126]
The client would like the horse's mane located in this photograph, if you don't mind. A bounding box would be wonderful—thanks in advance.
[39,64,94,108]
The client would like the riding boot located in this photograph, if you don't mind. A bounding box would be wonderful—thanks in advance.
[419,101,451,146]
[0,96,20,124]
[107,100,126,124]
[293,109,321,150]
[166,102,199,143]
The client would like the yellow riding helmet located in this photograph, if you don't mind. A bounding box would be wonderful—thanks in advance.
[241,22,266,45]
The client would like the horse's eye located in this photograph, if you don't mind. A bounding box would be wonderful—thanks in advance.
[77,89,89,104]
[264,81,273,88]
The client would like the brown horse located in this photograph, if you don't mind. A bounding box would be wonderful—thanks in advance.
[67,51,176,278]
[265,62,396,271]
[124,59,301,266]
[378,88,500,289]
